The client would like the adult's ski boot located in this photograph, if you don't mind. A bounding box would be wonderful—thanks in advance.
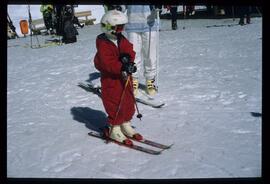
[146,79,157,96]
[133,78,139,96]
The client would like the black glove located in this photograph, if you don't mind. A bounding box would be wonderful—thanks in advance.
[119,53,131,64]
[122,62,137,74]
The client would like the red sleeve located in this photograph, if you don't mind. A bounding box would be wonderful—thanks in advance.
[95,40,122,76]
[120,38,136,63]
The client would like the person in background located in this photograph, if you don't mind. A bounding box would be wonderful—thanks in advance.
[125,5,159,96]
[166,5,178,30]
[61,5,79,43]
[238,6,251,25]
[40,4,55,34]
[186,5,195,16]
[93,10,142,145]
[103,4,126,12]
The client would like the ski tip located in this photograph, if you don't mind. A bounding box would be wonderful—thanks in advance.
[77,82,85,86]
[154,103,165,108]
[159,103,166,107]
[167,143,174,149]
[159,143,174,150]
[155,151,163,155]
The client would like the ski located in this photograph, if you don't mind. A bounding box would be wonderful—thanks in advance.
[135,97,165,108]
[128,136,173,149]
[78,82,101,96]
[45,38,62,43]
[205,24,239,28]
[88,131,163,155]
[78,82,165,108]
[136,88,165,108]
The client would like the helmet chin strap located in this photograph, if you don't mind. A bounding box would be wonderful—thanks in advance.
[105,32,117,40]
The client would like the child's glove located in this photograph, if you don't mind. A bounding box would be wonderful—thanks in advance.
[122,62,137,75]
[119,53,131,64]
[119,53,137,74]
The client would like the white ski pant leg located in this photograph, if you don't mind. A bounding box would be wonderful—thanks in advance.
[127,32,142,79]
[128,31,157,80]
[142,31,157,80]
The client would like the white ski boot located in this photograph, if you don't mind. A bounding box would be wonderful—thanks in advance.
[109,125,133,145]
[121,122,143,141]
[146,79,157,96]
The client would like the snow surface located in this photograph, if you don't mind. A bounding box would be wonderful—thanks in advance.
[7,18,262,179]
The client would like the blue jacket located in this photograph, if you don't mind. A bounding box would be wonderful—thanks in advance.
[125,5,158,33]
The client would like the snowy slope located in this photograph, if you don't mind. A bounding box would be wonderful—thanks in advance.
[7,18,262,178]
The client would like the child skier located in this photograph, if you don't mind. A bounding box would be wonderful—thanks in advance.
[94,10,143,145]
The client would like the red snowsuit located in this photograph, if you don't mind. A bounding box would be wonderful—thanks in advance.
[94,33,136,125]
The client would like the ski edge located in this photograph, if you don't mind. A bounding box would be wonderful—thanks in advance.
[129,136,173,149]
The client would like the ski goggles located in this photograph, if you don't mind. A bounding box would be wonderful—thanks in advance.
[102,23,125,33]
[114,24,125,33]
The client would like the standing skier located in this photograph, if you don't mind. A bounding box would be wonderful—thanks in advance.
[40,4,55,34]
[166,5,178,30]
[94,10,143,145]
[125,5,159,96]
[237,6,251,25]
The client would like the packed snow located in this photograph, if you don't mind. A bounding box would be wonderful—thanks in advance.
[7,17,262,179]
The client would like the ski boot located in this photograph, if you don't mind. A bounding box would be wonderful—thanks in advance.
[246,16,251,24]
[121,122,143,141]
[133,78,139,96]
[172,21,178,30]
[146,79,157,96]
[109,125,133,146]
[239,18,245,26]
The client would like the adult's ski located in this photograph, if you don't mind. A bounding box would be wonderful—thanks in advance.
[205,23,239,28]
[135,97,165,108]
[88,131,163,155]
[78,82,165,108]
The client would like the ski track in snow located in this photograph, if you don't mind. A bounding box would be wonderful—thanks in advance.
[7,18,262,178]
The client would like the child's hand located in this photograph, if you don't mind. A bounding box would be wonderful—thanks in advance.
[119,53,131,64]
[121,62,137,75]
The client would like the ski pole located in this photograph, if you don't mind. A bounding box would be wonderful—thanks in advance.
[183,5,186,30]
[28,5,40,48]
[156,8,160,92]
[232,6,235,21]
[112,75,131,126]
[107,75,131,140]
[127,77,142,120]
[255,6,262,17]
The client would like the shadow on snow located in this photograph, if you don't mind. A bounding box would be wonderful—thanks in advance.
[70,106,108,133]
[85,72,101,84]
[70,71,107,133]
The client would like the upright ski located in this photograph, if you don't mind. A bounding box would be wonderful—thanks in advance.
[88,131,163,155]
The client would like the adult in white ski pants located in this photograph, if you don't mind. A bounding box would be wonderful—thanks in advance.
[124,5,158,89]
[127,31,157,80]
